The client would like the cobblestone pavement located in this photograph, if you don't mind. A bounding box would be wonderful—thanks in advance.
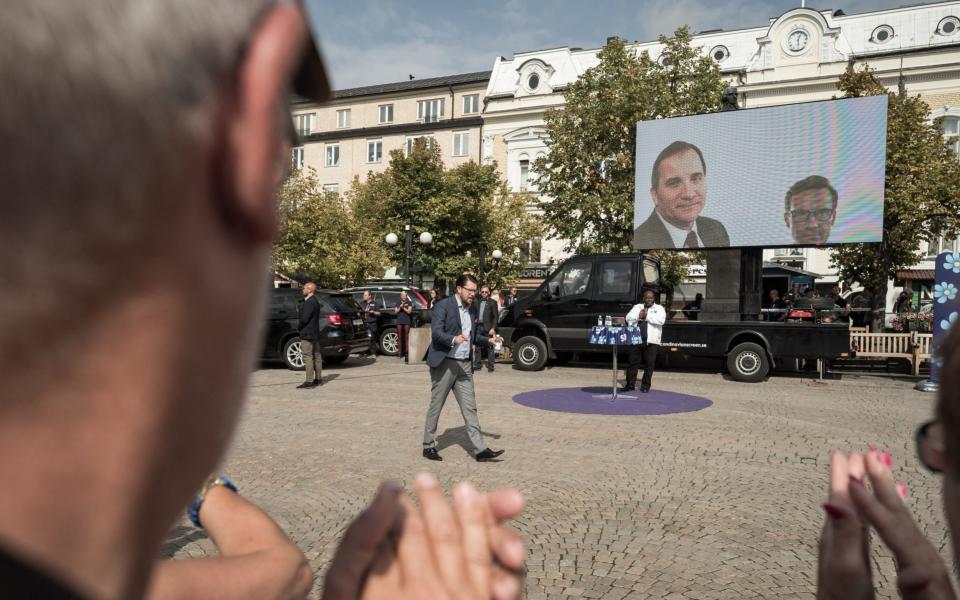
[165,356,949,599]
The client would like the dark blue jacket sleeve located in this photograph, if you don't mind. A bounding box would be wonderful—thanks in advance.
[431,298,457,347]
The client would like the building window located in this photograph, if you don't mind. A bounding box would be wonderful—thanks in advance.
[926,236,959,258]
[519,158,530,191]
[710,45,729,62]
[520,238,542,262]
[336,109,351,129]
[325,143,339,167]
[405,136,436,156]
[367,139,382,163]
[322,184,339,194]
[463,94,480,115]
[527,73,540,92]
[452,131,469,157]
[294,113,315,136]
[291,146,304,169]
[378,104,394,124]
[871,25,894,43]
[943,116,959,156]
[938,16,959,36]
[417,98,444,123]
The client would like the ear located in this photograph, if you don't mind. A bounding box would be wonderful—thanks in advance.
[220,5,308,243]
[783,212,790,228]
[649,189,658,207]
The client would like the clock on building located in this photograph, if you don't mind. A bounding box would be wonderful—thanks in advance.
[785,27,810,53]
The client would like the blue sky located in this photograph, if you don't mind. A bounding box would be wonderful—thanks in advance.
[306,0,910,90]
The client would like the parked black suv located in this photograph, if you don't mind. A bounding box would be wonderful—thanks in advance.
[342,285,430,356]
[262,288,369,370]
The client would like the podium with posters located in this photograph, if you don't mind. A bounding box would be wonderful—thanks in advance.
[588,325,645,400]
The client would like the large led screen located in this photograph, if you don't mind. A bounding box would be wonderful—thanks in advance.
[632,95,887,250]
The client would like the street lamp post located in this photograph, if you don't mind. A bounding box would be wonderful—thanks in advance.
[386,226,432,285]
[477,245,503,284]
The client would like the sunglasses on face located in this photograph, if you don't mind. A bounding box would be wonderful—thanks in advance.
[915,419,945,473]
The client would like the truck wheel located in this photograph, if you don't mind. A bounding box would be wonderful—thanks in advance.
[514,336,548,371]
[726,342,769,382]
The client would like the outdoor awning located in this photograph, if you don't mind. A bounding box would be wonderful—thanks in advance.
[896,269,936,280]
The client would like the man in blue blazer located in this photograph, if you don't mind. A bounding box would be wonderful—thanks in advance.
[422,273,505,462]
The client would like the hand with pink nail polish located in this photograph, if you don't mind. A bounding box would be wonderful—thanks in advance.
[846,450,955,600]
[817,451,874,600]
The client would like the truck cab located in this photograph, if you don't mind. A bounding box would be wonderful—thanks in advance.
[498,253,660,370]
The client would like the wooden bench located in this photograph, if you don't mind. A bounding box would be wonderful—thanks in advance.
[913,333,933,375]
[847,328,932,374]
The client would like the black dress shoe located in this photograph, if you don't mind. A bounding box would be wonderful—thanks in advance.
[314,378,323,386]
[639,386,650,393]
[423,448,442,461]
[296,382,315,389]
[618,385,635,392]
[475,448,504,462]
[487,367,494,372]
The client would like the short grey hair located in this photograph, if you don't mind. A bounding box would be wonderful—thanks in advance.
[0,0,274,343]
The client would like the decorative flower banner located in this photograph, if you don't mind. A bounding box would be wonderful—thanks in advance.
[931,252,960,382]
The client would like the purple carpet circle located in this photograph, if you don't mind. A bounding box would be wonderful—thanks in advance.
[513,387,713,415]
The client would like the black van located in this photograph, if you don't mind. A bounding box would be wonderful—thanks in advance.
[262,288,369,370]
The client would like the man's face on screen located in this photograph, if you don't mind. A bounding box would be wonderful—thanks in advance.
[786,187,836,245]
[651,149,706,229]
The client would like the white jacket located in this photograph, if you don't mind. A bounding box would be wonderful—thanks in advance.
[625,303,666,345]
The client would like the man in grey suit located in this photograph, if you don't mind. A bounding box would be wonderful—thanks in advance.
[422,274,505,462]
[633,140,730,249]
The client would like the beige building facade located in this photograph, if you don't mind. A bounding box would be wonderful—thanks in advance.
[290,72,490,193]
[482,1,960,306]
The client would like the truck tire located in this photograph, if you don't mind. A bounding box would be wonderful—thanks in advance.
[514,336,548,371]
[726,342,769,382]
[282,337,305,371]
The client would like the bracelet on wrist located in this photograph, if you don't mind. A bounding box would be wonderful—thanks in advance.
[187,474,238,528]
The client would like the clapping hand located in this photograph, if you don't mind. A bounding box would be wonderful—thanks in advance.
[323,476,526,600]
[817,450,955,600]
[849,450,954,599]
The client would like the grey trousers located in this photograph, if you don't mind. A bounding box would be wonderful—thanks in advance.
[423,358,486,453]
[301,339,322,382]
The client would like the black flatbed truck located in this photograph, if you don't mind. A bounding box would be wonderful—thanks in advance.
[497,253,851,382]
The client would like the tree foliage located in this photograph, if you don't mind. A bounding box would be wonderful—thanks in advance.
[534,28,727,295]
[364,141,542,288]
[273,168,389,288]
[830,65,960,325]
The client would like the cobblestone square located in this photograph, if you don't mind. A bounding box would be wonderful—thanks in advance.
[166,357,948,599]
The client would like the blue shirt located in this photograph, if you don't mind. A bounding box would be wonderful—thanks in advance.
[450,296,472,359]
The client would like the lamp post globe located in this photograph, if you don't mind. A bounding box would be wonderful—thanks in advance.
[385,232,399,246]
[419,231,433,246]
[492,249,503,260]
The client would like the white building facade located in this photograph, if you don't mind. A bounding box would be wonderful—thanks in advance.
[482,1,960,307]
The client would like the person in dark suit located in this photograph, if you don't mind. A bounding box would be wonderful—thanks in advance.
[422,274,504,462]
[296,282,322,388]
[633,140,730,249]
[503,286,519,308]
[474,285,500,372]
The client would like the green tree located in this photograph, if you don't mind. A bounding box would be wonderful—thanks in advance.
[273,168,389,287]
[830,65,960,329]
[534,28,726,298]
[350,140,541,289]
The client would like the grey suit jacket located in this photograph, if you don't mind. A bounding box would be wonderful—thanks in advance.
[632,211,730,249]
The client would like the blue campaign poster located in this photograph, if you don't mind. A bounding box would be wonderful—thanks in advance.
[931,251,960,382]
